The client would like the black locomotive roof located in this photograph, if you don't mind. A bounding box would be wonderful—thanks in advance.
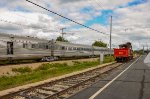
[119,42,132,48]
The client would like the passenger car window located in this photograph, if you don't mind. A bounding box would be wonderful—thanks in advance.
[62,46,65,50]
[23,43,27,48]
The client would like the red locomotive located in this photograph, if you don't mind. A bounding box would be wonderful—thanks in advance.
[114,42,133,62]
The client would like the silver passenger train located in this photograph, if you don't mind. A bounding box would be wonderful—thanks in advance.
[0,33,113,61]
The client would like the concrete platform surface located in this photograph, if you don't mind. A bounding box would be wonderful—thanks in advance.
[69,55,150,99]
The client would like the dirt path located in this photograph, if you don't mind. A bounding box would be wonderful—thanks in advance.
[0,58,98,76]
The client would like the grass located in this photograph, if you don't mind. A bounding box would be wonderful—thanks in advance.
[104,56,114,63]
[0,56,114,91]
[12,67,32,74]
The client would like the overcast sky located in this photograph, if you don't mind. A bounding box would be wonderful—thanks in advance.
[0,0,150,50]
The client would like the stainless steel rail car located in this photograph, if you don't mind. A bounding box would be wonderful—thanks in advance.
[53,41,94,58]
[0,33,52,61]
[0,33,113,61]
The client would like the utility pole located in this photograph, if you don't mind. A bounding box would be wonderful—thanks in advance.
[110,16,112,49]
[138,41,141,50]
[60,28,66,38]
[143,45,144,54]
[146,42,148,53]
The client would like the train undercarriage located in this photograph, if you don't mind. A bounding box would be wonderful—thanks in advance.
[115,56,133,62]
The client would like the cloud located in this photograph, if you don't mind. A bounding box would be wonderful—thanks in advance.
[111,1,150,49]
[0,0,150,50]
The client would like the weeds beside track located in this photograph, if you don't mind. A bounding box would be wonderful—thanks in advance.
[0,62,122,99]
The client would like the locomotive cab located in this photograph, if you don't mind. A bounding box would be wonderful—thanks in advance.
[114,42,133,62]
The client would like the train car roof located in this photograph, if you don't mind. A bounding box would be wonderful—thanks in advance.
[92,46,108,49]
[55,41,108,49]
[55,41,92,48]
[0,33,49,42]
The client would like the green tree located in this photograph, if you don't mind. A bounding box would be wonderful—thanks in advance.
[92,40,107,47]
[134,49,144,55]
[56,36,69,42]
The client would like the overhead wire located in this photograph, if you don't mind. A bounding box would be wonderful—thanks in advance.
[25,0,108,35]
[2,0,124,45]
[91,0,134,47]
[88,0,113,45]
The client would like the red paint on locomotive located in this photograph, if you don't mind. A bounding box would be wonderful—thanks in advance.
[114,42,133,62]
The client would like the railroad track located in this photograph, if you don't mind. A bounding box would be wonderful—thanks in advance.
[0,63,122,99]
[0,57,97,66]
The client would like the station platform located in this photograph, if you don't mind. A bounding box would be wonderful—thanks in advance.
[69,55,150,99]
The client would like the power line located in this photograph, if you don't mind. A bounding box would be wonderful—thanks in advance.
[0,18,108,38]
[25,0,108,35]
[90,0,114,46]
